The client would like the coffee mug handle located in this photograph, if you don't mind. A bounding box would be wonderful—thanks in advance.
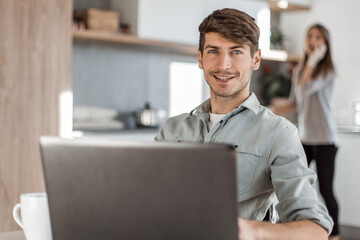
[13,203,24,229]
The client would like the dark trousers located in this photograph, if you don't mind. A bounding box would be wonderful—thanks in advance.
[302,144,339,236]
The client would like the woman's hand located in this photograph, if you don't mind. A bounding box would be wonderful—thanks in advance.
[307,44,327,67]
[299,44,327,85]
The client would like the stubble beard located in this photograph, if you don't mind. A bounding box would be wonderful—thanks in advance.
[205,65,253,99]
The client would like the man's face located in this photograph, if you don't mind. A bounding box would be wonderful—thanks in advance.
[198,32,261,100]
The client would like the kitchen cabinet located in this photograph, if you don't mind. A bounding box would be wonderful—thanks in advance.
[334,131,360,227]
[0,0,72,232]
[266,0,311,12]
[110,0,269,46]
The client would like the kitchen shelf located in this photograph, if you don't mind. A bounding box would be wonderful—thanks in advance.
[72,30,300,62]
[72,30,198,56]
[287,54,301,62]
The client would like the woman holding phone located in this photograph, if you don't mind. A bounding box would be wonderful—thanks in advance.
[270,24,339,240]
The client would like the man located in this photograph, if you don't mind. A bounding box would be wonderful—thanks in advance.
[155,8,333,240]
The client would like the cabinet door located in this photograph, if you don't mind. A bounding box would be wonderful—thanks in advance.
[113,0,270,47]
[0,0,72,231]
[137,0,205,45]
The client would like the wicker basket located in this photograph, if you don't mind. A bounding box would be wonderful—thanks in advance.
[74,8,119,33]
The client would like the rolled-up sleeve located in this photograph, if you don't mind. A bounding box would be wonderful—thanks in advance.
[268,124,334,234]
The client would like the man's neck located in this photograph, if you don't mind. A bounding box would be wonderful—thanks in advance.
[210,92,251,114]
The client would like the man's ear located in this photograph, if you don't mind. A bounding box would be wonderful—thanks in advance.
[252,49,261,71]
[197,49,203,69]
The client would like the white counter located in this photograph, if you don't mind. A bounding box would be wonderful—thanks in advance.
[73,129,159,141]
[0,231,24,240]
[334,131,360,227]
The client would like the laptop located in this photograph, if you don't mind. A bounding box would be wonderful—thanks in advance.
[40,136,238,240]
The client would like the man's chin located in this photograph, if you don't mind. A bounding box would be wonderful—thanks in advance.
[211,90,239,99]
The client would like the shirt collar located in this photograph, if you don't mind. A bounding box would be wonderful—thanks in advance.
[190,92,260,116]
[190,99,211,116]
[239,93,260,114]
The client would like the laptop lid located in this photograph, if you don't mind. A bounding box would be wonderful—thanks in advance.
[40,137,238,240]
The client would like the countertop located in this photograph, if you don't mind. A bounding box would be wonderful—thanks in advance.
[73,124,360,140]
[0,231,24,240]
[72,128,159,140]
[337,125,360,133]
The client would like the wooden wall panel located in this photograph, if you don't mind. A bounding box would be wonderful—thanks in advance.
[0,0,72,231]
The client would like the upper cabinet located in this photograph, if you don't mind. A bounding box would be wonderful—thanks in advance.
[110,0,269,46]
[266,0,311,12]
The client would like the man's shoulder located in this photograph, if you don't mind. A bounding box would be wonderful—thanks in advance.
[164,113,192,125]
[256,105,297,133]
[155,113,197,141]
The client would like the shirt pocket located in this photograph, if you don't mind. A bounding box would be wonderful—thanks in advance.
[234,144,264,194]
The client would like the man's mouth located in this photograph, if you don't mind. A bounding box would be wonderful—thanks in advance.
[210,71,239,83]
[213,74,236,82]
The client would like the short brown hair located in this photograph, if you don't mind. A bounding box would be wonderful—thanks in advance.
[198,8,260,56]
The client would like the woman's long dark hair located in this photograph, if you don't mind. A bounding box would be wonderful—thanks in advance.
[299,24,335,80]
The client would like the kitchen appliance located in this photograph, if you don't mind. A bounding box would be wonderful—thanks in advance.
[135,102,167,128]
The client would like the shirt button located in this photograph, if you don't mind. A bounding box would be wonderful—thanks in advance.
[220,120,223,124]
[233,145,238,149]
[177,140,181,142]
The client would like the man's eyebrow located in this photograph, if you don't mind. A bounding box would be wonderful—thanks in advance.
[204,45,219,49]
[230,45,245,49]
[204,45,245,49]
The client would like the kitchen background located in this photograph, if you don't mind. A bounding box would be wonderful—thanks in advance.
[71,0,272,132]
[1,0,360,237]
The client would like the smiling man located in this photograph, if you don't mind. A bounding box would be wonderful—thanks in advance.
[155,8,333,240]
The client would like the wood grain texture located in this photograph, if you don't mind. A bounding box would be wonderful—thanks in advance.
[0,0,72,231]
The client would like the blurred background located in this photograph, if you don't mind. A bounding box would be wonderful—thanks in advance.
[1,0,359,238]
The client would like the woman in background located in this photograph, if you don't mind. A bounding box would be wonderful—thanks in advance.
[270,24,339,240]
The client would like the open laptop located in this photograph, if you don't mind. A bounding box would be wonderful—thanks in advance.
[40,136,238,240]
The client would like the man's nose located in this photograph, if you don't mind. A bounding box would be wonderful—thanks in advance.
[217,53,232,70]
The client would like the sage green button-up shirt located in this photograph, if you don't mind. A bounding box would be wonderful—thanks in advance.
[155,93,333,234]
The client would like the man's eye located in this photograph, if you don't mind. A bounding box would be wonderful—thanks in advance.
[208,49,217,54]
[233,50,242,54]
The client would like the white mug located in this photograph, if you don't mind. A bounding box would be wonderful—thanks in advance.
[13,193,52,240]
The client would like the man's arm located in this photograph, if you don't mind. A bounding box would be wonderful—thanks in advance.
[247,121,333,240]
[238,218,327,240]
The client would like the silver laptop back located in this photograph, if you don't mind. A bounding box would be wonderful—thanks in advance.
[40,137,238,240]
